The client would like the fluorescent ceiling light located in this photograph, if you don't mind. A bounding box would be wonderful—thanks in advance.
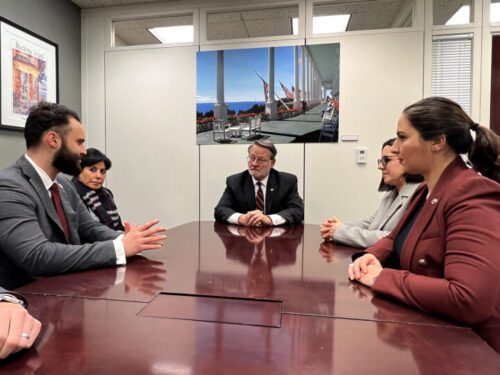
[292,18,298,35]
[445,5,470,25]
[149,25,193,44]
[313,15,350,34]
[491,3,500,23]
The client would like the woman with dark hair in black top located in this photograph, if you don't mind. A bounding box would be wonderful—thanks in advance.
[72,148,124,231]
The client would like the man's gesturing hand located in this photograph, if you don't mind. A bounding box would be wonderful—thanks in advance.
[122,219,167,257]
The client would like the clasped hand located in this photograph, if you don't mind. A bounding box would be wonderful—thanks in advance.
[238,210,272,227]
[319,216,341,240]
[0,303,41,359]
[238,226,273,243]
[348,253,383,287]
[318,242,337,263]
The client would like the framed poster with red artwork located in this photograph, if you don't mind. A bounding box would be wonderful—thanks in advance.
[0,17,58,130]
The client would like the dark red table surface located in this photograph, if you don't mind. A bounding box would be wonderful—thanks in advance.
[7,222,499,374]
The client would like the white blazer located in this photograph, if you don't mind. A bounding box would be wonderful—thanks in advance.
[332,182,420,248]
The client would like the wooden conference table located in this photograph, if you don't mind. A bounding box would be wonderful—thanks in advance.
[3,222,499,374]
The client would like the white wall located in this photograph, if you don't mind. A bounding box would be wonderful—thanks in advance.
[199,31,424,224]
[80,1,428,227]
[81,14,107,151]
[306,31,423,224]
[105,47,199,229]
[95,31,422,225]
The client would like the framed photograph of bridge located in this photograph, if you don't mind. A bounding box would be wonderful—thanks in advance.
[0,17,58,130]
[196,43,340,145]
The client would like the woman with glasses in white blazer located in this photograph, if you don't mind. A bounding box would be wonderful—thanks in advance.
[319,138,423,248]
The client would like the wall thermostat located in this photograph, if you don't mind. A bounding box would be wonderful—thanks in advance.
[356,147,367,164]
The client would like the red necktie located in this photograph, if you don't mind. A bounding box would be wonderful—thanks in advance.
[49,183,70,243]
[256,182,264,212]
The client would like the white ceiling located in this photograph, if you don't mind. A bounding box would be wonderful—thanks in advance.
[70,0,467,45]
[70,0,181,7]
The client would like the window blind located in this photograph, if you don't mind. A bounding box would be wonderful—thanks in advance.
[431,34,472,114]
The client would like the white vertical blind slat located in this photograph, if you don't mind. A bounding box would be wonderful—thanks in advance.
[431,35,472,114]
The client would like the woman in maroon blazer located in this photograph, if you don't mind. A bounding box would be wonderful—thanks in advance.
[349,97,500,352]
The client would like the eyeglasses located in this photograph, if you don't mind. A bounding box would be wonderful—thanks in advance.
[247,155,270,164]
[377,156,396,168]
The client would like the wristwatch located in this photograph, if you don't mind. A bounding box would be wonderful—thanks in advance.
[0,293,27,308]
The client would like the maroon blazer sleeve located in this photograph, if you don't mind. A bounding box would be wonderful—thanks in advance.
[369,176,500,326]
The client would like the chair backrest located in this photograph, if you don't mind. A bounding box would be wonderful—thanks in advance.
[213,119,225,130]
[323,110,335,121]
[249,117,261,130]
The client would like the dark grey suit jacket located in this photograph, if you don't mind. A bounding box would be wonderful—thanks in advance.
[214,169,304,225]
[0,156,119,289]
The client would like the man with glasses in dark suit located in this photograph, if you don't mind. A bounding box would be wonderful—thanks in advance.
[214,140,303,227]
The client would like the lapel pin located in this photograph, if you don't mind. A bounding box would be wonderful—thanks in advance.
[270,188,274,192]
[431,198,438,205]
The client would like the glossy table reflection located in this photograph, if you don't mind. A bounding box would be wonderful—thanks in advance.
[8,222,500,374]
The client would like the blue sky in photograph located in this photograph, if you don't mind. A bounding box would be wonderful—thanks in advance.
[196,46,296,103]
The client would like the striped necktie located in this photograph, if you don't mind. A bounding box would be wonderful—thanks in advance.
[256,182,264,212]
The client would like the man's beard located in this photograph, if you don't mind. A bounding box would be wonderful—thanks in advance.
[52,141,82,176]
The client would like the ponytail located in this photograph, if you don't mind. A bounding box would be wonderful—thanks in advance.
[468,125,500,183]
[403,97,500,183]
